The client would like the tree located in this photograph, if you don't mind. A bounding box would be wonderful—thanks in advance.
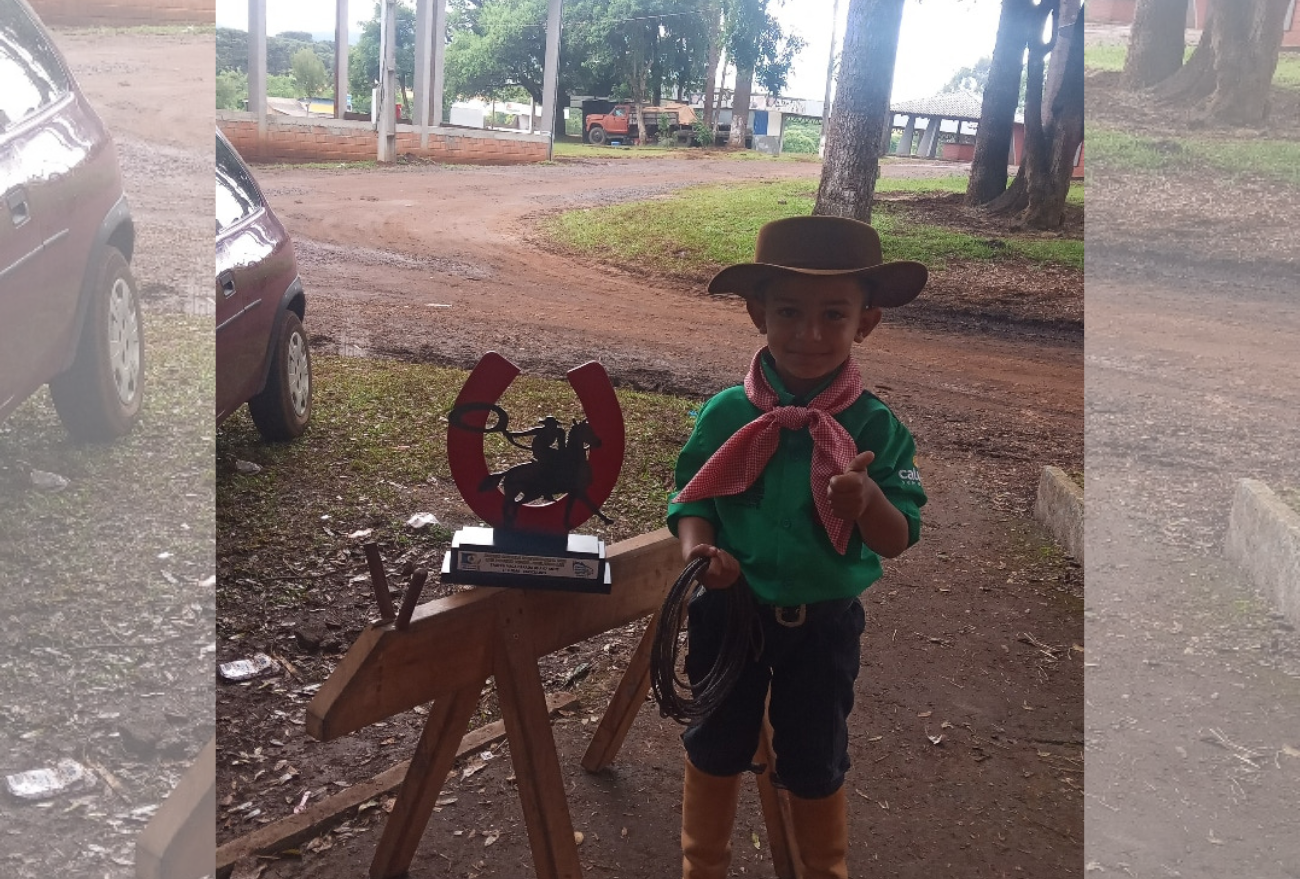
[444,0,551,105]
[216,26,248,72]
[1122,0,1188,88]
[722,0,803,148]
[984,0,1084,229]
[965,0,1038,206]
[700,0,723,129]
[349,1,417,114]
[1152,0,1290,125]
[292,47,328,98]
[444,0,710,137]
[813,0,906,222]
[942,56,992,94]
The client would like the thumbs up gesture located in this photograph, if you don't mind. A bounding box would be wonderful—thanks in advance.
[827,450,877,521]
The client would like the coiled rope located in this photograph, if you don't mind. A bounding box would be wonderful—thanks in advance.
[650,556,759,725]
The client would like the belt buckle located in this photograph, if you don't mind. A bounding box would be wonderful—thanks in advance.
[774,604,806,628]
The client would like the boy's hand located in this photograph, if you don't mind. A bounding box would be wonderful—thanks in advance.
[828,450,880,521]
[686,544,741,590]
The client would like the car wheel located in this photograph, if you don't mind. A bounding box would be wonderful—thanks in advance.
[49,247,144,442]
[248,310,311,441]
[588,125,607,146]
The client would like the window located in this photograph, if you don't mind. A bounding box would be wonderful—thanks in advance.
[0,0,71,131]
[215,134,263,233]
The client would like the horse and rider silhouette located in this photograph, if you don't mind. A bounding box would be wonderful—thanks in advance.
[450,404,613,530]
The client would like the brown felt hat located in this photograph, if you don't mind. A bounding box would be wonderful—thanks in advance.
[708,215,927,307]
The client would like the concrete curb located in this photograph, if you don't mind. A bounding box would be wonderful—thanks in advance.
[1033,466,1083,561]
[1225,479,1300,627]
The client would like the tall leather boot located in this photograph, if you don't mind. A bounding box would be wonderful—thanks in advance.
[787,786,849,879]
[681,758,742,879]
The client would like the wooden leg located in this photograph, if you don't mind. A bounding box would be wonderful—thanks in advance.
[754,713,801,879]
[494,593,583,879]
[581,612,658,772]
[136,736,215,879]
[370,686,481,879]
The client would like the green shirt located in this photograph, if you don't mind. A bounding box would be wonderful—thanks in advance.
[667,357,926,605]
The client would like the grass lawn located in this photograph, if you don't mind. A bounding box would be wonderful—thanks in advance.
[1087,124,1300,187]
[876,175,1083,205]
[217,356,697,592]
[552,140,819,163]
[0,313,214,600]
[1085,44,1300,91]
[541,178,1083,275]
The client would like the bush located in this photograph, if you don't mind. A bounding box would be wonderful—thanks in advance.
[266,74,300,99]
[782,118,822,154]
[216,69,247,110]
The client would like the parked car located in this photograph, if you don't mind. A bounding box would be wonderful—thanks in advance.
[0,0,143,441]
[215,129,311,440]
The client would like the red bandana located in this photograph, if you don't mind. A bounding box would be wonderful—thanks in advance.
[674,348,864,554]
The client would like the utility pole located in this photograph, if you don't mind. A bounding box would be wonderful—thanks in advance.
[540,0,564,160]
[377,0,397,162]
[820,0,840,153]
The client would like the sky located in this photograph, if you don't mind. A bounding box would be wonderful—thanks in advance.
[214,0,1004,103]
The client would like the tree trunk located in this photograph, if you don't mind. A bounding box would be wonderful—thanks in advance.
[986,0,1085,231]
[813,0,906,222]
[1042,0,1081,120]
[1155,0,1290,125]
[1204,0,1290,124]
[985,1,1054,217]
[728,61,754,148]
[1122,0,1188,88]
[1023,3,1084,228]
[702,2,722,129]
[966,0,1035,206]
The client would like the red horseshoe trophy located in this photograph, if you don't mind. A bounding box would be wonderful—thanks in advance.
[440,352,624,594]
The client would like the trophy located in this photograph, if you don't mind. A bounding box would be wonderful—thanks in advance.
[441,352,624,593]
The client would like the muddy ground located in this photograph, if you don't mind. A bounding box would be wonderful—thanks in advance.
[1085,24,1300,879]
[0,28,214,879]
[215,128,1085,876]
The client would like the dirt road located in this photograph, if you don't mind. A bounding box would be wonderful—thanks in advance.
[1085,263,1300,879]
[1085,26,1300,878]
[216,151,1084,877]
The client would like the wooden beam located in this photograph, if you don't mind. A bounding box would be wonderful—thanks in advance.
[136,737,215,879]
[308,529,678,741]
[493,592,583,879]
[581,609,658,772]
[370,687,482,878]
[215,694,577,878]
[754,716,800,879]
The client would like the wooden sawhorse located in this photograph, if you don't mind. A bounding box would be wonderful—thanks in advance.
[307,529,801,878]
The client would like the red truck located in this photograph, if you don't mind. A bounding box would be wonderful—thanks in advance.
[584,102,696,146]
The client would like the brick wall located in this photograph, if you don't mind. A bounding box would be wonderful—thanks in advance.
[217,113,549,166]
[1084,0,1135,23]
[31,0,212,26]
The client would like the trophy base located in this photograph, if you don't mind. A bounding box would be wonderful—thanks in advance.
[440,526,611,594]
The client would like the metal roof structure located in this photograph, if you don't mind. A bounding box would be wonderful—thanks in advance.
[890,91,985,122]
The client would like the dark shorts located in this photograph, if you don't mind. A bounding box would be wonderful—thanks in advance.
[681,585,866,799]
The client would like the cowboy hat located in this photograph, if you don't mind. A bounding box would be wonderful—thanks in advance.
[708,215,927,307]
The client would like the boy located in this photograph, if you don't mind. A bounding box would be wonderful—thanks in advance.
[667,215,928,879]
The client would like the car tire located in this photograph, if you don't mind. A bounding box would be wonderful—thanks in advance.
[588,125,607,146]
[248,310,311,441]
[49,247,144,442]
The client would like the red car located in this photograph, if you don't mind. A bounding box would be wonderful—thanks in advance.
[215,129,311,440]
[0,0,143,440]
